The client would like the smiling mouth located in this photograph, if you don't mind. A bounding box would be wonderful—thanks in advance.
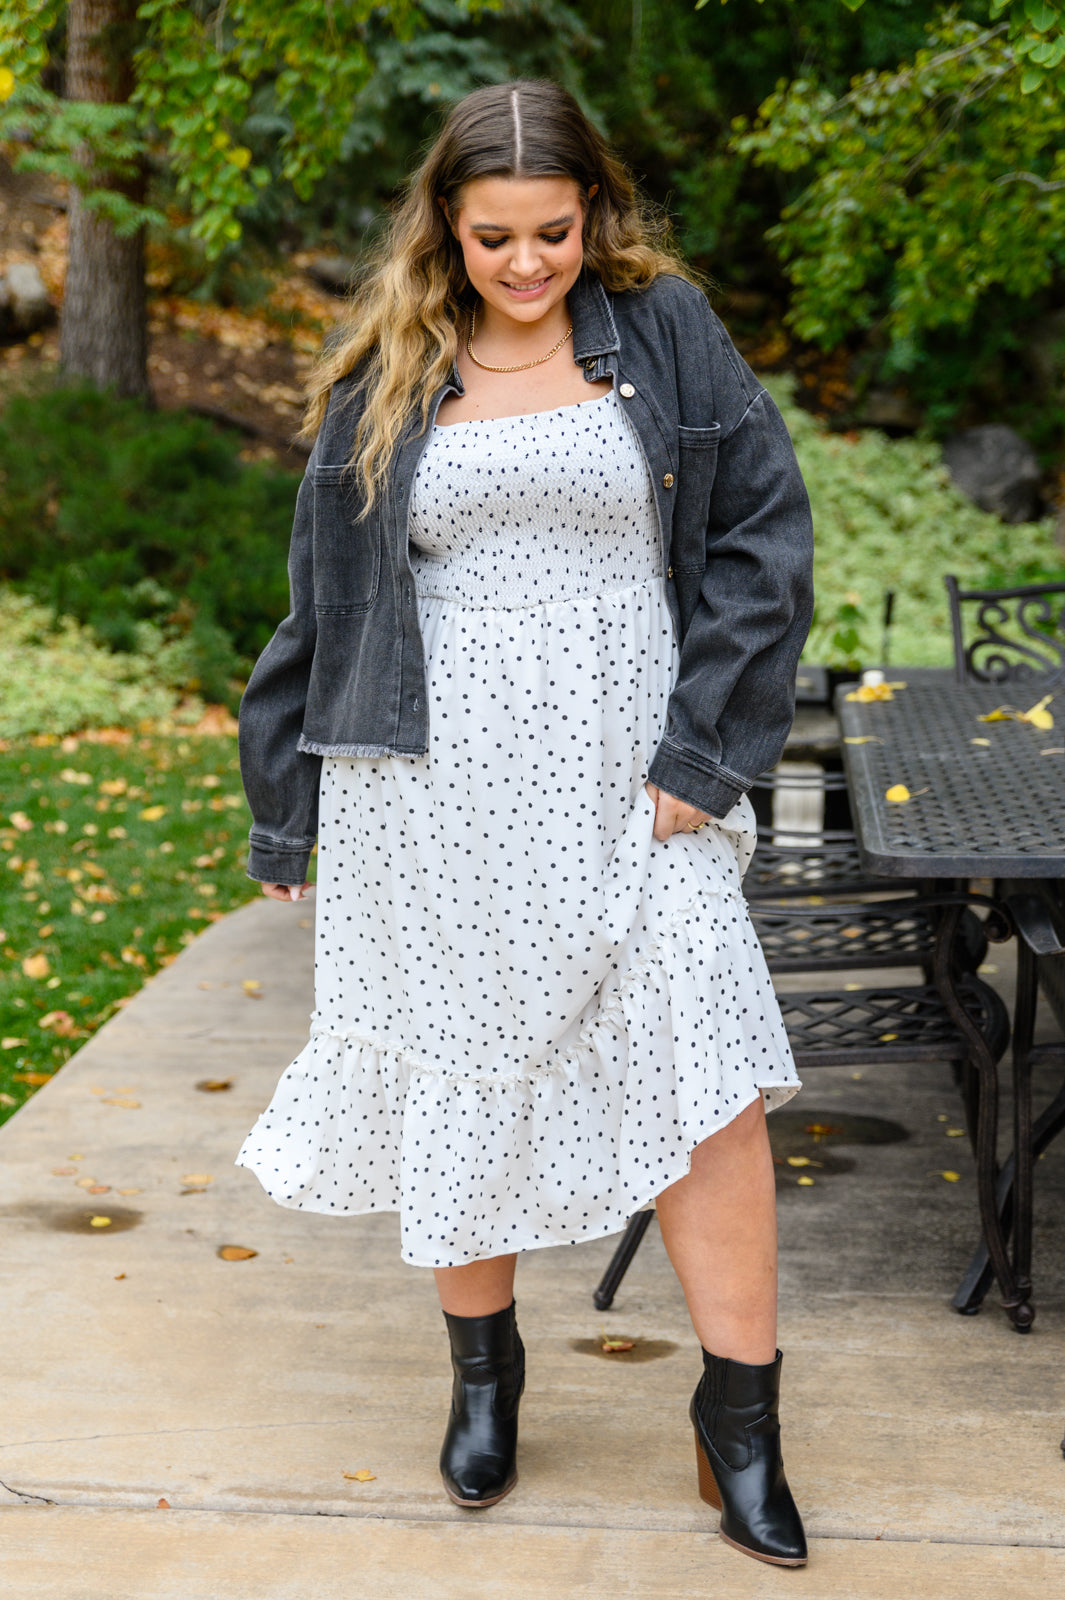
[502,276,552,291]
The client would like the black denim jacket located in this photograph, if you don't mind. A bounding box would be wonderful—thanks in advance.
[239,271,814,885]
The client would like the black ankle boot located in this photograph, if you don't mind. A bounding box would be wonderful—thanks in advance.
[440,1301,525,1508]
[690,1347,807,1567]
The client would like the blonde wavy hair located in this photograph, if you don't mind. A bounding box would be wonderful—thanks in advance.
[302,79,696,509]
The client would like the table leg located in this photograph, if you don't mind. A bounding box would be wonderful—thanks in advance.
[934,905,1030,1330]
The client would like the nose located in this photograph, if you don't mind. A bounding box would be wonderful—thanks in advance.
[507,239,544,279]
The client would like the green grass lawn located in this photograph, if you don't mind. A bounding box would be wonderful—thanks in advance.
[0,730,285,1126]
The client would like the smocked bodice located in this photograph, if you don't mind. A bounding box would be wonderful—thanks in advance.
[408,390,660,609]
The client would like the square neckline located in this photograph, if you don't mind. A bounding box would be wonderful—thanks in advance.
[433,389,615,430]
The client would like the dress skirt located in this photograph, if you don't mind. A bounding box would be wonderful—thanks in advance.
[237,390,800,1266]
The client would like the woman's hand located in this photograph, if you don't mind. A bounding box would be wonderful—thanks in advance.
[260,882,312,903]
[645,782,713,843]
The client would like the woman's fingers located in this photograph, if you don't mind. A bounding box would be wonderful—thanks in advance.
[645,783,710,841]
[260,882,311,902]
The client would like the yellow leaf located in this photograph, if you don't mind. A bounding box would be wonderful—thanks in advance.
[785,1155,823,1168]
[0,67,16,101]
[182,1173,213,1185]
[601,1338,636,1352]
[946,1128,966,1138]
[89,1215,112,1227]
[98,779,127,796]
[936,1171,961,1183]
[139,804,167,821]
[885,785,910,803]
[343,1469,377,1482]
[2,1037,27,1050]
[218,1245,258,1261]
[10,811,32,831]
[796,1175,815,1186]
[842,736,883,744]
[102,1096,141,1109]
[1020,694,1054,730]
[879,1032,898,1042]
[977,708,1014,723]
[21,952,50,979]
[970,738,992,747]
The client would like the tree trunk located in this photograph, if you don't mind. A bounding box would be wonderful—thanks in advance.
[60,0,149,398]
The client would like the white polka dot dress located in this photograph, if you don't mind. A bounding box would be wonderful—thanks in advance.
[237,390,800,1266]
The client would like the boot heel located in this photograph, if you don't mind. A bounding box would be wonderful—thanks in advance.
[693,1427,722,1509]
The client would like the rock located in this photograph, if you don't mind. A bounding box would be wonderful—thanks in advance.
[304,254,358,295]
[0,260,53,336]
[942,424,1043,524]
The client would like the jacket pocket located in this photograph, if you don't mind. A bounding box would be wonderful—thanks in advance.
[311,463,381,615]
[671,423,721,568]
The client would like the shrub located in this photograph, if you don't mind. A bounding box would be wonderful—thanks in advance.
[0,383,301,703]
[767,380,1065,668]
[0,591,200,739]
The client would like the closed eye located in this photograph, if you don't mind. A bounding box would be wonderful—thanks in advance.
[479,231,570,250]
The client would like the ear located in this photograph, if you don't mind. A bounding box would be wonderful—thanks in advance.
[438,195,455,233]
[586,183,599,201]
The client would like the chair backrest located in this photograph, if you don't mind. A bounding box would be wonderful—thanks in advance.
[945,574,1065,686]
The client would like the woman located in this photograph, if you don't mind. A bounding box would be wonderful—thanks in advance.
[237,80,813,1568]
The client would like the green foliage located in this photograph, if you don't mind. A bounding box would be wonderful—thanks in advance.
[0,731,264,1125]
[0,0,429,254]
[0,385,300,703]
[732,12,1065,401]
[0,591,188,738]
[766,379,1065,668]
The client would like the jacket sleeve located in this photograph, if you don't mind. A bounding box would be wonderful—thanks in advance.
[647,312,814,819]
[238,435,323,885]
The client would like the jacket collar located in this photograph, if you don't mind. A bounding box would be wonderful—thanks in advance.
[569,271,620,361]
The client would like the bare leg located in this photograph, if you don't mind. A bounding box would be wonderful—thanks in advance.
[434,1254,518,1317]
[654,1097,777,1363]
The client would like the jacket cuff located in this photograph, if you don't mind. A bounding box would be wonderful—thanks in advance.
[647,741,749,820]
[247,831,314,887]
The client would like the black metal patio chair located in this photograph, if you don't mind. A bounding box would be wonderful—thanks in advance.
[945,575,1065,687]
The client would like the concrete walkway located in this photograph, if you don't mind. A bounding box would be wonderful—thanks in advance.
[1,898,1063,1598]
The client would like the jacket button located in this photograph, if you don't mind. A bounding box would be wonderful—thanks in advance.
[618,382,635,398]
[667,565,674,578]
[663,473,674,488]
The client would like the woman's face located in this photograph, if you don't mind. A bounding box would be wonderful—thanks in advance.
[446,175,589,329]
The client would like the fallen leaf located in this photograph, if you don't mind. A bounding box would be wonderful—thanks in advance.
[946,1128,966,1138]
[933,1171,961,1183]
[117,1187,142,1196]
[844,681,907,703]
[343,1469,376,1482]
[218,1245,258,1261]
[796,1176,815,1186]
[785,1156,823,1168]
[241,979,262,995]
[601,1338,636,1352]
[879,1032,899,1042]
[39,1010,80,1037]
[139,804,167,821]
[196,1078,233,1092]
[14,1071,52,1085]
[114,1272,126,1280]
[2,1036,28,1049]
[805,1123,842,1138]
[977,708,1013,723]
[1021,693,1054,730]
[102,1096,141,1109]
[885,784,911,803]
[970,738,991,747]
[98,779,127,796]
[182,1173,213,1185]
[842,735,883,744]
[10,811,33,831]
[156,1497,170,1510]
[89,1215,112,1227]
[59,768,92,784]
[51,1166,77,1176]
[21,952,50,979]
[1041,747,1065,756]
[75,1177,98,1189]
[88,1185,111,1195]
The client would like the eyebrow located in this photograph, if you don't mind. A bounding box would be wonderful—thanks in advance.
[468,215,576,233]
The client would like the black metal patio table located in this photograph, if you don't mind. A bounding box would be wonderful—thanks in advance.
[837,671,1065,1330]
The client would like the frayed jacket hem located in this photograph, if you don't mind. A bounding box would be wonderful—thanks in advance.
[297,734,427,760]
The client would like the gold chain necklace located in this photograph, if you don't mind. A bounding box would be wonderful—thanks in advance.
[466,305,573,373]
